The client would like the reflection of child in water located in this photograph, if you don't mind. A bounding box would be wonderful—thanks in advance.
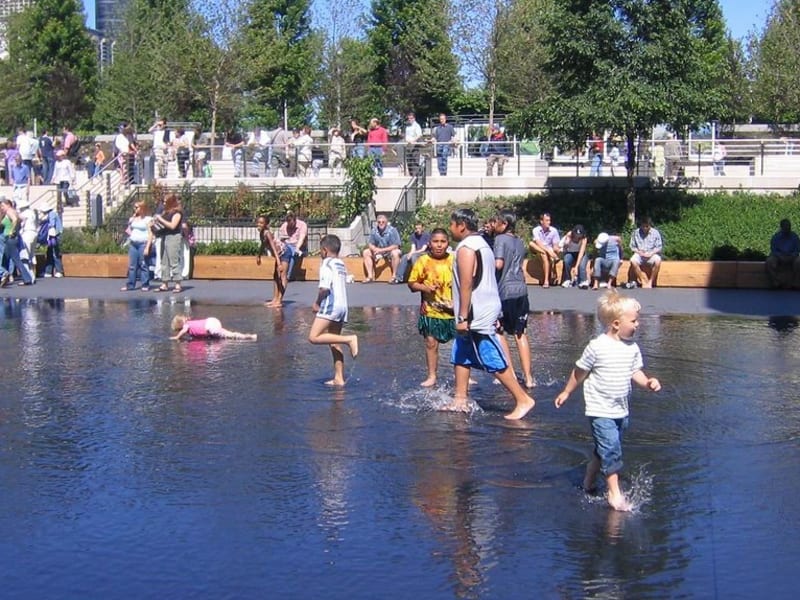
[170,316,257,340]
[554,290,660,512]
[407,228,455,387]
[308,234,359,386]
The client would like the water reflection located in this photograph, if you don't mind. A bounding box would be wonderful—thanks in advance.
[411,420,495,599]
[1,302,799,598]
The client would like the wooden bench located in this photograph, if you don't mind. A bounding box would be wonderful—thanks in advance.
[61,254,777,289]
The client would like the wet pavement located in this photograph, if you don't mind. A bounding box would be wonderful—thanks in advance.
[2,276,798,317]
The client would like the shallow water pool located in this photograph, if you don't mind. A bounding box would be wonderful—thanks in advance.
[1,299,798,598]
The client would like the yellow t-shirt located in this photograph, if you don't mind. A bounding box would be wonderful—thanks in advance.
[408,253,454,319]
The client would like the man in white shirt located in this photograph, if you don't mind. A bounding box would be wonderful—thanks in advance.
[404,112,423,176]
[149,117,172,178]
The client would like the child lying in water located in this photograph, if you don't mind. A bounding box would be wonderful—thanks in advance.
[170,316,257,341]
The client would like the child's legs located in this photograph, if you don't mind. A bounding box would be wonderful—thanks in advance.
[453,364,471,402]
[589,416,628,492]
[424,335,439,381]
[309,318,346,381]
[514,331,533,384]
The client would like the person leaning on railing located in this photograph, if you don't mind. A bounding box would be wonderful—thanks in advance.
[484,126,512,176]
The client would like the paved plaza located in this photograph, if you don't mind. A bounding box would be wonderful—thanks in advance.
[2,277,798,317]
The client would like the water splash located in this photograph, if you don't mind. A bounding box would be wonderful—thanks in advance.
[387,386,484,416]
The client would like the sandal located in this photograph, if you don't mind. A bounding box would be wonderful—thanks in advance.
[155,284,169,292]
[173,285,183,293]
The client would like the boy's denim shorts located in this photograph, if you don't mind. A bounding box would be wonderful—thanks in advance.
[589,416,629,476]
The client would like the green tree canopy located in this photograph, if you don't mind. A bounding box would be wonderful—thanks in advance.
[368,0,460,120]
[508,0,730,223]
[752,0,800,125]
[239,0,322,127]
[0,0,97,131]
[317,37,383,128]
[93,0,210,131]
[493,0,551,113]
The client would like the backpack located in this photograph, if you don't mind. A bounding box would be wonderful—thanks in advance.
[37,220,50,246]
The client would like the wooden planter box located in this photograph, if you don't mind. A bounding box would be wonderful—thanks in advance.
[60,253,775,289]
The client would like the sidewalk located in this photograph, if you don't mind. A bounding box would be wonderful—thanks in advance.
[2,278,798,317]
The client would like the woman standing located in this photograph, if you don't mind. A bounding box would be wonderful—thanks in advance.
[151,194,184,292]
[349,119,367,158]
[121,201,153,291]
[52,150,76,207]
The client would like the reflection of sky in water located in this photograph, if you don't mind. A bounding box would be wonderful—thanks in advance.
[1,299,799,598]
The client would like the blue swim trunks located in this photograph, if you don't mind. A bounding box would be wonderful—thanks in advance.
[450,331,508,373]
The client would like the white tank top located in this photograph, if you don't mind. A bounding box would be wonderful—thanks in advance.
[452,234,502,334]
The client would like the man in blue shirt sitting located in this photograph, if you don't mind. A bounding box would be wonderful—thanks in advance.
[766,218,800,289]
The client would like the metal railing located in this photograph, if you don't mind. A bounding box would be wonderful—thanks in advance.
[105,185,343,252]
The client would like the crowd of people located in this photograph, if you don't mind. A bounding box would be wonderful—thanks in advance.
[375,211,665,292]
[0,194,65,285]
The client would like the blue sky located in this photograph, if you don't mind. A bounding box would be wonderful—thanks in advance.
[719,0,773,38]
[81,0,773,39]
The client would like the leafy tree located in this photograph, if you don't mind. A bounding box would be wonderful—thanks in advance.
[93,0,209,131]
[493,0,551,113]
[717,35,754,125]
[451,0,550,123]
[239,0,322,127]
[317,38,383,128]
[450,0,508,125]
[508,0,730,224]
[314,0,380,127]
[186,0,247,141]
[0,0,98,131]
[752,0,800,125]
[367,0,460,120]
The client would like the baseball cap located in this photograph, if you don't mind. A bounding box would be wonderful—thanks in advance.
[595,232,609,248]
[572,224,586,238]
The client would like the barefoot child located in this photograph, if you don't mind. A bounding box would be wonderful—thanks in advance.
[171,316,257,340]
[255,215,284,307]
[448,208,536,420]
[308,234,359,386]
[554,289,661,511]
[407,228,455,387]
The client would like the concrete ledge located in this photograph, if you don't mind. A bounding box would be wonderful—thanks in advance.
[62,254,777,289]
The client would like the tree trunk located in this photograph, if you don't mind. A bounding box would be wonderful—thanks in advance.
[625,131,637,225]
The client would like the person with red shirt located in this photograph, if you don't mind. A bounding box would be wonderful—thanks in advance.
[366,117,389,177]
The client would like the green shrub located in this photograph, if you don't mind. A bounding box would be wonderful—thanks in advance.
[409,190,800,261]
[60,228,126,254]
[194,240,259,256]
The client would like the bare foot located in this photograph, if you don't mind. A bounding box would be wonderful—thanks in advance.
[504,395,536,420]
[420,378,436,388]
[247,334,258,340]
[325,378,346,387]
[642,281,652,289]
[468,378,477,385]
[348,336,359,359]
[441,400,470,412]
[525,378,536,389]
[607,492,633,512]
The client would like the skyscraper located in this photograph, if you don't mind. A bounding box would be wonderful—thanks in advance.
[0,0,35,54]
[95,0,128,38]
